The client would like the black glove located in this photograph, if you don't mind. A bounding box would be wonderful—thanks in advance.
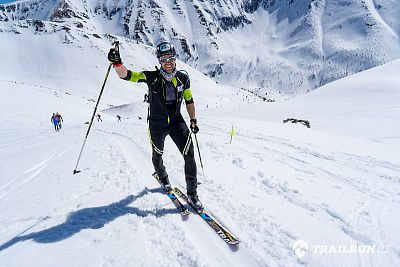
[190,119,199,134]
[108,49,122,65]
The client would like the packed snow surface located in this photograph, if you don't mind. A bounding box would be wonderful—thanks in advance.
[0,33,400,266]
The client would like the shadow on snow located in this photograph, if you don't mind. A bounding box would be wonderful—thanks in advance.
[0,187,177,251]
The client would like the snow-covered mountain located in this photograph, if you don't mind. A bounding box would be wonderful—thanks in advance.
[1,1,400,266]
[1,0,400,97]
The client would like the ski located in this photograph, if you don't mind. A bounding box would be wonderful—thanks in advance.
[173,187,240,245]
[152,173,190,216]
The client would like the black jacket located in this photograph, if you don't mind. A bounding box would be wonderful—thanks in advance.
[123,69,193,129]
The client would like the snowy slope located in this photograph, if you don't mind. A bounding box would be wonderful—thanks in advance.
[1,44,400,267]
[221,58,400,140]
[0,20,254,115]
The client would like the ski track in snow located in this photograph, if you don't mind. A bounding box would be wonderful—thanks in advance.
[0,148,67,201]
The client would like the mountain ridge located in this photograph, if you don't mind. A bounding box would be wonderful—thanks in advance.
[1,0,399,97]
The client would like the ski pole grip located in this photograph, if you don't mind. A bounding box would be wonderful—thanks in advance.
[113,40,120,52]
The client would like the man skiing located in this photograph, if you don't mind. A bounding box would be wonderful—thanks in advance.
[117,114,121,122]
[108,41,202,210]
[51,113,59,132]
[55,112,63,129]
[97,114,102,122]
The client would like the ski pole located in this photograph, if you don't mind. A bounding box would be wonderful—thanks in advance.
[192,133,206,180]
[73,41,119,175]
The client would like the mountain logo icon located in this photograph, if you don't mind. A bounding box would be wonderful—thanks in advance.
[293,240,309,258]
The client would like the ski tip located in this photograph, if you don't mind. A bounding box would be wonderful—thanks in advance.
[228,241,240,251]
[73,169,81,175]
[229,240,240,245]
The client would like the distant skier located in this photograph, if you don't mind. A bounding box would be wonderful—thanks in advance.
[97,114,102,122]
[51,113,60,132]
[116,114,121,122]
[108,41,203,211]
[55,112,63,129]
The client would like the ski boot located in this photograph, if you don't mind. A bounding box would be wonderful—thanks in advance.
[187,194,203,212]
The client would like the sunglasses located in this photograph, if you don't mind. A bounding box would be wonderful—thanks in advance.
[159,56,176,63]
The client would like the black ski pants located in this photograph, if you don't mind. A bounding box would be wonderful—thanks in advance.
[149,121,197,195]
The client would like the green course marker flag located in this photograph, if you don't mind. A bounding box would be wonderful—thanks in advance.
[230,126,235,144]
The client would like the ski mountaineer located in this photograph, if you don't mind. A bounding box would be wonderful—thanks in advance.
[55,112,63,129]
[107,41,203,211]
[51,113,59,132]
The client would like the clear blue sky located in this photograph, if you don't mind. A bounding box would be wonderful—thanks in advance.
[0,0,17,4]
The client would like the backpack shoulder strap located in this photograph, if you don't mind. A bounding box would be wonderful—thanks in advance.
[176,70,189,86]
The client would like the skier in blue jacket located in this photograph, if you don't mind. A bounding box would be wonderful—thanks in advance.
[51,113,60,132]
